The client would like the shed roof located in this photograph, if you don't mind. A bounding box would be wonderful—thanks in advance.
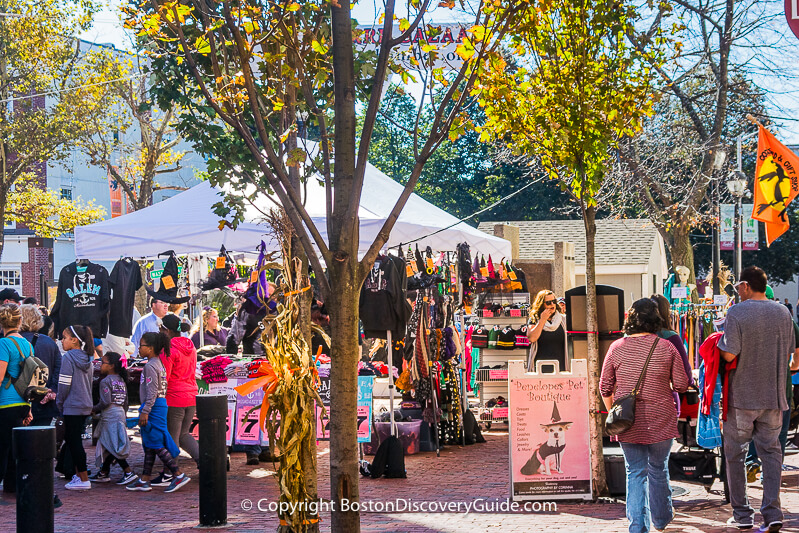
[477,219,660,265]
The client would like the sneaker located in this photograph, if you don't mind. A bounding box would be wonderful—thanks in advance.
[746,463,761,483]
[164,474,191,493]
[64,475,91,491]
[88,471,111,483]
[126,479,152,492]
[53,495,63,509]
[727,516,754,530]
[116,472,139,485]
[149,472,174,487]
[246,453,260,465]
[759,521,782,532]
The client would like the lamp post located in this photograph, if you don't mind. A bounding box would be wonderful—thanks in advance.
[726,172,748,284]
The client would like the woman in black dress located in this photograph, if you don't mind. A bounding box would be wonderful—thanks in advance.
[526,290,567,371]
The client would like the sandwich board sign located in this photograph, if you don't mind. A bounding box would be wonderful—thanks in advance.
[508,359,592,501]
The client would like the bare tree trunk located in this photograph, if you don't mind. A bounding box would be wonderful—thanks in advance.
[327,261,361,533]
[662,224,696,283]
[584,204,608,498]
[328,0,361,529]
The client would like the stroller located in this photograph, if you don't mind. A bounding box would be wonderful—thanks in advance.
[669,386,730,502]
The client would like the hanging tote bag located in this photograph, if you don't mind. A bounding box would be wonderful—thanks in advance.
[605,337,659,436]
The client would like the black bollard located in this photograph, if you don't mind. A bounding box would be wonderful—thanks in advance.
[13,426,56,533]
[197,394,228,527]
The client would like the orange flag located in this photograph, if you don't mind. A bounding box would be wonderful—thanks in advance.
[751,126,799,246]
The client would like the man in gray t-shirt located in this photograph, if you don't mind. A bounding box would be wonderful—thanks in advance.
[718,266,794,531]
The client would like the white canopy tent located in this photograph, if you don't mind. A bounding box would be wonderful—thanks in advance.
[74,162,512,260]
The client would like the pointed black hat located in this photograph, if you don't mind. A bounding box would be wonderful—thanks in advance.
[541,401,572,426]
[146,251,190,304]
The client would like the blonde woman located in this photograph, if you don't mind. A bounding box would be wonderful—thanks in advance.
[190,307,228,349]
[527,290,567,371]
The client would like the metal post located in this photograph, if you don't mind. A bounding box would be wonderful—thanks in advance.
[735,136,744,286]
[387,329,396,437]
[712,178,721,295]
[197,394,228,527]
[733,197,741,281]
[13,426,56,533]
[735,196,743,282]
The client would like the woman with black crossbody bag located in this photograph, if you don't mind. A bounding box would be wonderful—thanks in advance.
[599,298,691,533]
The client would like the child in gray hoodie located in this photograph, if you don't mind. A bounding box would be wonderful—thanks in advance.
[56,325,95,491]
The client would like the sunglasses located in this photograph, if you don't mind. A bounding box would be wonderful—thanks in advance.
[544,299,557,305]
[139,343,151,348]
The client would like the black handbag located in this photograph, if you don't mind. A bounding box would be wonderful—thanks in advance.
[668,450,717,486]
[605,337,659,436]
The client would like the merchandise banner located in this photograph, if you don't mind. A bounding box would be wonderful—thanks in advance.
[508,359,592,501]
[315,375,374,443]
[357,376,374,443]
[236,384,264,446]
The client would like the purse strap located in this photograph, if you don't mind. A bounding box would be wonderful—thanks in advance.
[632,336,659,396]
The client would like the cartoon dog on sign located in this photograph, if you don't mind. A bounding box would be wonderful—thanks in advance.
[520,402,571,476]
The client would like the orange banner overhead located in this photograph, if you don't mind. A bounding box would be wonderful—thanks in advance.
[751,126,799,246]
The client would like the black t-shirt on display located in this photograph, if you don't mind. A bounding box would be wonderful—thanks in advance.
[108,258,143,338]
[51,261,111,338]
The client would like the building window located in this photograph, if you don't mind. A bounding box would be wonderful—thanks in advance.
[0,268,22,291]
[653,274,657,294]
[60,188,73,201]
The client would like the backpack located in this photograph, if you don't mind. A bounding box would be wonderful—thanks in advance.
[3,337,49,399]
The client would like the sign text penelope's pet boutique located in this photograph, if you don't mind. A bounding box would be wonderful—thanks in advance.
[508,359,592,501]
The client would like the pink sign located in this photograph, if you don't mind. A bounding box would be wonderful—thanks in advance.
[315,405,330,440]
[509,309,522,317]
[235,405,261,444]
[492,407,508,419]
[482,310,494,317]
[509,374,591,499]
[188,409,234,446]
[357,405,371,440]
[489,369,508,380]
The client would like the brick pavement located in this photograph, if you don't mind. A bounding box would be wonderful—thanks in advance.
[1,429,798,532]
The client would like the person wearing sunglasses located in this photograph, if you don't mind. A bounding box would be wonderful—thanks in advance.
[527,290,567,372]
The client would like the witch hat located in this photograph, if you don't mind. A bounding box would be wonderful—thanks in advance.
[542,401,572,426]
[200,245,247,291]
[147,251,190,304]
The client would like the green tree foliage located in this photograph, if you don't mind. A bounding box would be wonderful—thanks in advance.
[0,0,117,257]
[477,0,663,496]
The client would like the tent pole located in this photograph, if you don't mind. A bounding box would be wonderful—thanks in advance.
[387,329,396,437]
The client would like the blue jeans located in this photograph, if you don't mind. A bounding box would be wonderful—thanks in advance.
[746,409,790,465]
[620,439,674,533]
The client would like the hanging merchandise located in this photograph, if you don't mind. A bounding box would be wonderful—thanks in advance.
[242,241,277,315]
[201,245,246,291]
[146,251,190,304]
[51,259,111,338]
[107,258,143,338]
[359,253,412,340]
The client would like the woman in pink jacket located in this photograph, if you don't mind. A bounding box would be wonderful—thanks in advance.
[155,314,199,483]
